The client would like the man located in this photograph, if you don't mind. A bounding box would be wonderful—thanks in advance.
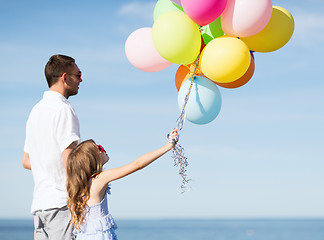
[22,54,82,239]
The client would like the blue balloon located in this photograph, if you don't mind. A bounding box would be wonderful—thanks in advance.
[178,76,222,124]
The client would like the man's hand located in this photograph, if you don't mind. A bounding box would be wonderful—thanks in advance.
[22,152,31,170]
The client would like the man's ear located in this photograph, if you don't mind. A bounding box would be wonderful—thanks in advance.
[60,73,67,83]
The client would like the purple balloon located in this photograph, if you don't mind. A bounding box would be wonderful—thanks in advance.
[171,0,182,6]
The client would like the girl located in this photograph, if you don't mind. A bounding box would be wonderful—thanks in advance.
[66,129,178,240]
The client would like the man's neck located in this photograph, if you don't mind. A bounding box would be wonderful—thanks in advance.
[49,86,68,99]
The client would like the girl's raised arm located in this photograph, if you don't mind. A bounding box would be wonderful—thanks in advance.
[94,130,178,190]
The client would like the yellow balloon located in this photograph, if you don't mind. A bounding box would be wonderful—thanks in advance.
[152,11,201,64]
[200,36,251,83]
[241,6,295,52]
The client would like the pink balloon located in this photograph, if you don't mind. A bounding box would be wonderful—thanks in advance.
[221,0,272,37]
[181,0,227,26]
[125,28,173,72]
[171,0,182,6]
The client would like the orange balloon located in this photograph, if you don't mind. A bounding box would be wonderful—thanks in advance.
[215,53,255,89]
[175,65,189,91]
[175,63,205,91]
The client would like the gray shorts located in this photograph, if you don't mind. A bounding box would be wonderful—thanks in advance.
[34,206,74,240]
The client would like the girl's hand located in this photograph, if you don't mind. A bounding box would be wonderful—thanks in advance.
[166,129,178,150]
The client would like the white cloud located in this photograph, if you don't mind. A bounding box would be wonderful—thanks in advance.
[291,9,324,46]
[295,11,324,32]
[117,1,155,21]
[115,1,156,35]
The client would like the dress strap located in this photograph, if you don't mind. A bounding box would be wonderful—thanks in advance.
[107,184,112,195]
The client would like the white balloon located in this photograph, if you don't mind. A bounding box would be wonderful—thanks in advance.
[125,27,172,72]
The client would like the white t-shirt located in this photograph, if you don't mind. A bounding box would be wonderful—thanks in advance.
[24,91,80,214]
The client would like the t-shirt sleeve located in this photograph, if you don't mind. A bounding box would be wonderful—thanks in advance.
[55,105,81,152]
[23,118,30,153]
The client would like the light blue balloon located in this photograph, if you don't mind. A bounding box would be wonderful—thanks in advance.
[178,76,222,125]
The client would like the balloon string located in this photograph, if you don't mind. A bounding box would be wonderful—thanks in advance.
[169,53,201,193]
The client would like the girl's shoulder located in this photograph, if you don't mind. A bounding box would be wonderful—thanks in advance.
[87,176,109,205]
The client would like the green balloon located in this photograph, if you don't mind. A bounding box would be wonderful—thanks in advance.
[153,0,184,21]
[201,17,224,44]
[153,12,201,65]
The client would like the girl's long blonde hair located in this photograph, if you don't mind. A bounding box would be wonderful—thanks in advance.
[66,139,103,229]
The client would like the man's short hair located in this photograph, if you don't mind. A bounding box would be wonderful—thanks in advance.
[45,55,75,87]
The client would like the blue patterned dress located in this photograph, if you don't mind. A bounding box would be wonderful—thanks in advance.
[74,187,117,240]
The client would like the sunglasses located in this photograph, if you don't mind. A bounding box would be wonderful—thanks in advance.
[55,72,82,79]
[66,72,82,80]
[98,145,106,155]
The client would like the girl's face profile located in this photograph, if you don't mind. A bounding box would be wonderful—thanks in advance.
[101,152,109,165]
[98,144,109,165]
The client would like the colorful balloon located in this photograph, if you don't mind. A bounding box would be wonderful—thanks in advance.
[200,36,251,83]
[201,17,224,44]
[125,27,173,72]
[221,0,272,37]
[178,76,222,124]
[181,0,228,26]
[175,65,189,91]
[175,63,205,91]
[153,0,184,21]
[241,6,295,52]
[215,52,255,88]
[152,11,201,64]
[170,0,181,6]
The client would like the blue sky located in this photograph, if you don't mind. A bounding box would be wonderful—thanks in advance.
[0,0,323,219]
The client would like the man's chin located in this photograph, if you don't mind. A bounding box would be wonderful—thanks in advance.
[67,90,78,98]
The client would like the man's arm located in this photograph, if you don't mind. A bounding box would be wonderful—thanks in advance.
[22,152,31,170]
[23,141,78,171]
[62,141,78,171]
